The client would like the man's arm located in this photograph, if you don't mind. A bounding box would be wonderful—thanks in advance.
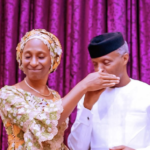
[68,96,93,150]
[68,89,104,150]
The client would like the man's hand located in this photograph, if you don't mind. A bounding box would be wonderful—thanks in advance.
[110,145,135,150]
[84,89,105,110]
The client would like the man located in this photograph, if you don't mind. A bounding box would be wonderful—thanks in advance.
[68,32,150,150]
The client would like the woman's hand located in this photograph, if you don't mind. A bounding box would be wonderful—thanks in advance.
[81,69,120,92]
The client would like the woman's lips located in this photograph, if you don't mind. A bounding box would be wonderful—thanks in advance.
[28,69,42,72]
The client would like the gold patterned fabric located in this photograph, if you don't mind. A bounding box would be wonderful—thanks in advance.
[0,86,68,150]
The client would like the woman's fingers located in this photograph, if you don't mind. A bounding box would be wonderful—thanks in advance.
[102,82,116,88]
[101,75,120,80]
[98,71,116,76]
[101,78,120,88]
[102,79,120,84]
[98,72,119,80]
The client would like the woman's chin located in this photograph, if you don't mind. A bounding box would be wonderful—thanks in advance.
[27,74,43,80]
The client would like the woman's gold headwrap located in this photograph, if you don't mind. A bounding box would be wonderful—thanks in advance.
[16,29,62,73]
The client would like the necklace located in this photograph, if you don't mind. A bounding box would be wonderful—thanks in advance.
[24,78,51,97]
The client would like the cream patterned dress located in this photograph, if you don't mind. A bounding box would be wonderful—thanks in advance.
[0,86,68,150]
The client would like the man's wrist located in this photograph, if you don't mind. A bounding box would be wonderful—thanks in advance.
[83,101,93,110]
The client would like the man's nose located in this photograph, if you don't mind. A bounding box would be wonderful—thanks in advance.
[30,56,38,67]
[97,63,104,72]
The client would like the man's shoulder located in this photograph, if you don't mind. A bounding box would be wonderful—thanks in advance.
[131,78,150,88]
[131,78,150,94]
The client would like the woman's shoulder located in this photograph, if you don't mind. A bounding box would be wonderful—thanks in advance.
[1,85,14,93]
[0,85,24,99]
[1,85,20,92]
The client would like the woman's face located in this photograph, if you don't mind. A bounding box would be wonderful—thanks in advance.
[22,39,51,80]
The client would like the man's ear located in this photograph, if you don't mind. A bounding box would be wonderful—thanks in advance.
[123,53,129,65]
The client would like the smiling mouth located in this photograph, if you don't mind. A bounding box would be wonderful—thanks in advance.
[28,69,42,71]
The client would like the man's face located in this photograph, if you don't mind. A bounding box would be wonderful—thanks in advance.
[91,50,129,78]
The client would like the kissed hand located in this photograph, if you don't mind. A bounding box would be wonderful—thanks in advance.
[83,69,120,92]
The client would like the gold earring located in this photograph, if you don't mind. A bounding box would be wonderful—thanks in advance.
[20,65,25,74]
[20,65,23,70]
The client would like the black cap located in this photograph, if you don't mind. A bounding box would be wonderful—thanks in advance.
[88,32,125,58]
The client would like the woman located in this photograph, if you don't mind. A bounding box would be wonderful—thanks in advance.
[0,29,119,150]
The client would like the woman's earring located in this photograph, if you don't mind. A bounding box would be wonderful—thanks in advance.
[20,64,23,70]
[20,64,26,74]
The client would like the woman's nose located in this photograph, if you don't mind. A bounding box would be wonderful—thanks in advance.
[30,57,38,67]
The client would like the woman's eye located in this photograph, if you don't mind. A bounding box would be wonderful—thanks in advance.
[39,56,45,59]
[25,56,31,59]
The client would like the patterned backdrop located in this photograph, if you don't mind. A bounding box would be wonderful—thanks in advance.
[0,0,150,149]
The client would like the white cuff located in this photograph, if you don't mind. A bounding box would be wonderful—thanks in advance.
[77,107,93,126]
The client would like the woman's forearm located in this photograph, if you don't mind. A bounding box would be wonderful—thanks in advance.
[58,80,87,125]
